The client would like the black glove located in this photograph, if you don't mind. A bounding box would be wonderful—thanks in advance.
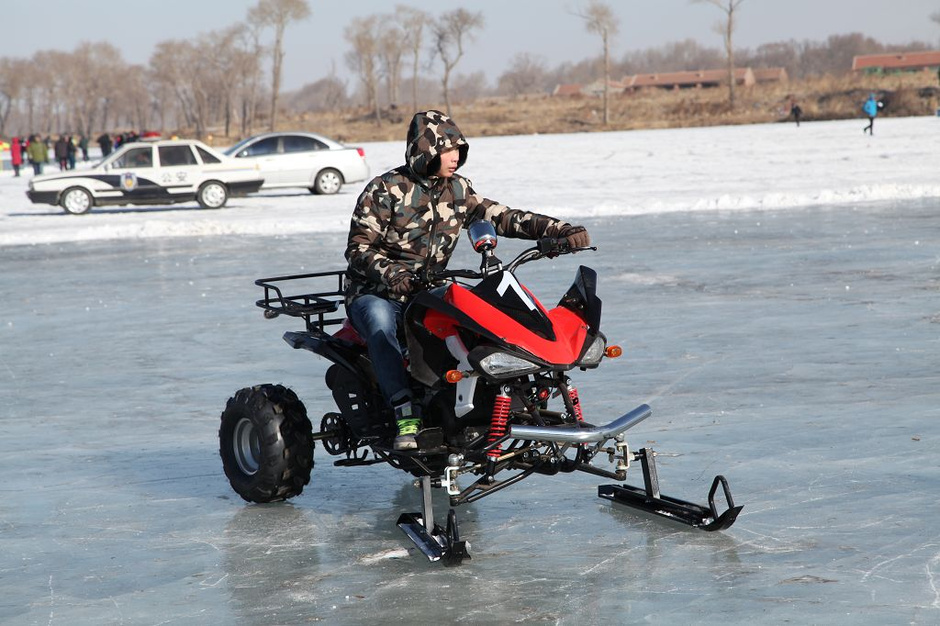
[558,225,591,248]
[387,272,415,296]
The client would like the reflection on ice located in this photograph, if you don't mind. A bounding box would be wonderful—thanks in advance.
[1,200,939,623]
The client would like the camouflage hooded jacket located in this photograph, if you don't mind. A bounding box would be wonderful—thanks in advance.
[345,110,572,305]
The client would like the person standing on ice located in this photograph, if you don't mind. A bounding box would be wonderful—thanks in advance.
[787,97,803,127]
[26,134,48,175]
[344,109,590,450]
[10,136,23,177]
[862,93,881,135]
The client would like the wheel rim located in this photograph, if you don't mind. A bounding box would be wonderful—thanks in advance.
[233,418,261,475]
[63,190,90,213]
[317,171,341,194]
[201,183,226,208]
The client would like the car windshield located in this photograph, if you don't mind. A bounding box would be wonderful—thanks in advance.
[223,138,254,157]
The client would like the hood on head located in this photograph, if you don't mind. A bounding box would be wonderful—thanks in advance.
[405,110,469,179]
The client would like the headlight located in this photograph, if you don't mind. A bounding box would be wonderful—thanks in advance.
[577,335,607,367]
[477,351,543,378]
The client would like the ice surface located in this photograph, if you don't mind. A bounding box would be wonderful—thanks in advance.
[1,116,939,246]
[1,117,939,624]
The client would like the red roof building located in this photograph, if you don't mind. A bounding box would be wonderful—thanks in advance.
[627,68,756,91]
[852,51,940,73]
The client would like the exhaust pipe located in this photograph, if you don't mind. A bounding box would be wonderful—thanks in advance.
[510,404,651,444]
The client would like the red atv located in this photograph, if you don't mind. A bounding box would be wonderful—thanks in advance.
[219,221,741,563]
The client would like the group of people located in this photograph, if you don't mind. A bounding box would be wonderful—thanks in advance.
[4,131,146,176]
[97,131,141,157]
[6,134,88,176]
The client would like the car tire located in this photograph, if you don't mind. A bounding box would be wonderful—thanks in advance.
[313,168,343,195]
[197,181,228,209]
[219,384,314,503]
[60,187,93,215]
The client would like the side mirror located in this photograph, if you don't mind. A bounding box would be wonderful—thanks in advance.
[467,220,497,252]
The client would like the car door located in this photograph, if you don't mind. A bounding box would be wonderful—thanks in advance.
[109,145,162,201]
[157,144,201,200]
[281,134,330,187]
[234,136,283,186]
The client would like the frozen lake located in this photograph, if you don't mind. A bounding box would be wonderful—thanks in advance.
[2,198,939,624]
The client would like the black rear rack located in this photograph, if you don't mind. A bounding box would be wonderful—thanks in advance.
[255,270,347,333]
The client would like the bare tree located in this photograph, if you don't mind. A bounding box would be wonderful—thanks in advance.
[694,0,745,110]
[497,53,548,97]
[431,9,484,116]
[31,50,71,134]
[248,0,311,132]
[573,1,619,125]
[287,72,349,113]
[118,64,154,131]
[205,26,248,137]
[70,42,126,136]
[345,16,383,124]
[619,38,723,75]
[232,20,267,136]
[379,20,406,108]
[396,5,428,112]
[150,40,222,138]
[0,58,28,136]
[451,71,489,103]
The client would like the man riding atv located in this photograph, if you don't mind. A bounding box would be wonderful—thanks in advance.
[344,109,591,450]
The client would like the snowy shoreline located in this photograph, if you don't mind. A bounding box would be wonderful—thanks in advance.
[1,115,937,247]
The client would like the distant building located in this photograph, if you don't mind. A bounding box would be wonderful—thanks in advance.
[627,68,756,91]
[552,67,787,97]
[552,83,586,97]
[852,51,940,74]
[580,78,634,97]
[752,67,789,84]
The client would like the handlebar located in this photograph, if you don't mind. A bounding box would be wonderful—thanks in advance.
[423,237,596,285]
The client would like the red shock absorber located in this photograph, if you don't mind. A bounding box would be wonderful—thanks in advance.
[486,391,512,460]
[568,384,584,422]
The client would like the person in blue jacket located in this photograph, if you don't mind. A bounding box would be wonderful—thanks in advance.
[863,93,882,135]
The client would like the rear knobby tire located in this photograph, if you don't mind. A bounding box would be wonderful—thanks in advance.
[219,384,314,503]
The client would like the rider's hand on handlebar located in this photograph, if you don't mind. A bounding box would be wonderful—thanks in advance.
[559,225,591,249]
[388,272,415,296]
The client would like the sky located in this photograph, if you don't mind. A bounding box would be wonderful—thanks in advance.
[3,0,939,91]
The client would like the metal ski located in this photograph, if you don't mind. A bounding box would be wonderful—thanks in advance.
[598,448,742,531]
[397,476,470,563]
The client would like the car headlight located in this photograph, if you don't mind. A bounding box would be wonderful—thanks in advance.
[577,335,607,367]
[477,351,543,378]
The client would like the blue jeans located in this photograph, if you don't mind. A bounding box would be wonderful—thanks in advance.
[347,295,410,407]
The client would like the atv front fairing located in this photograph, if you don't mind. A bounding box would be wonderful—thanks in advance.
[220,223,741,563]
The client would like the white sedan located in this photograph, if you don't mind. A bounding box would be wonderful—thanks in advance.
[224,132,369,195]
[26,139,265,214]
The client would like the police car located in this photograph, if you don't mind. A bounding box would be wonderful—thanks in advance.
[26,139,264,214]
